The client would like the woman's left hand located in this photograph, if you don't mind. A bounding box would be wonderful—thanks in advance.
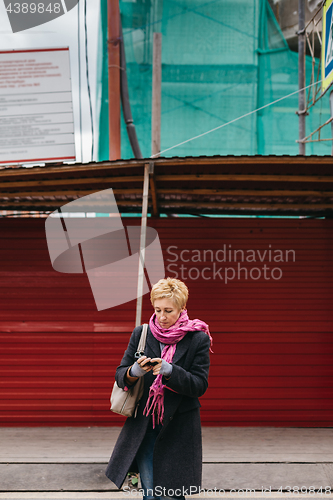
[150,358,172,378]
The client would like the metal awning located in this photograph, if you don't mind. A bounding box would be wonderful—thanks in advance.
[0,155,332,217]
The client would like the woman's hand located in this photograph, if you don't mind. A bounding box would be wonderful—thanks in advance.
[150,357,163,375]
[129,356,172,378]
[150,358,172,378]
[125,356,153,384]
[136,356,154,372]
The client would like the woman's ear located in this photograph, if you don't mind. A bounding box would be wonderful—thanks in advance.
[177,307,184,318]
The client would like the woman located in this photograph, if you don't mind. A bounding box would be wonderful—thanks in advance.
[105,277,212,500]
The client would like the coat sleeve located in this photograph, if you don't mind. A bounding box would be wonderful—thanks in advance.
[163,333,210,398]
[115,326,142,390]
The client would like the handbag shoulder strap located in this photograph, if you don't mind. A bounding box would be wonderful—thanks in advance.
[134,323,148,359]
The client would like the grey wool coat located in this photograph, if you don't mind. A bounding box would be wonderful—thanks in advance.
[105,324,211,492]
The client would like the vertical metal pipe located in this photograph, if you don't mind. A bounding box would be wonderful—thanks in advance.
[152,33,162,158]
[107,0,121,160]
[330,90,333,156]
[298,0,306,155]
[135,163,150,327]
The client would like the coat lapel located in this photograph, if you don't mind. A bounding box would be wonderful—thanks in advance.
[172,332,192,364]
[146,327,161,358]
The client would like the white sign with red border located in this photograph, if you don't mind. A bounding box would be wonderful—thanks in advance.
[0,47,76,165]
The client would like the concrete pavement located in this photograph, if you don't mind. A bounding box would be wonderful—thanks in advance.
[0,427,333,498]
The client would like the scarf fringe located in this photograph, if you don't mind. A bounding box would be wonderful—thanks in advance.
[143,374,165,428]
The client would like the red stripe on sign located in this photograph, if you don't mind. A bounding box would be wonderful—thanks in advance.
[0,48,69,54]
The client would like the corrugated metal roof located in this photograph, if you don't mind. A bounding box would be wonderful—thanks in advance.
[0,155,332,216]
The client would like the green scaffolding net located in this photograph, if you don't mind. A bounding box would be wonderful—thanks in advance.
[97,0,332,159]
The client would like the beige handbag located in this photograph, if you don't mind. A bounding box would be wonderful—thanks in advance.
[110,324,148,418]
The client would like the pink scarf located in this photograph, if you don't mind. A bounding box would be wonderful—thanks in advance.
[143,309,213,428]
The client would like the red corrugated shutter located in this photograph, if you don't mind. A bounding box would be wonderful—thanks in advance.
[0,218,332,426]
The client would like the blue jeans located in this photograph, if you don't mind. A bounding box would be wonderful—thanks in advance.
[135,417,185,500]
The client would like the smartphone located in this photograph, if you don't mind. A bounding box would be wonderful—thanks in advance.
[145,360,159,367]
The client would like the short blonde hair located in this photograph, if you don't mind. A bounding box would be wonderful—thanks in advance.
[150,277,188,310]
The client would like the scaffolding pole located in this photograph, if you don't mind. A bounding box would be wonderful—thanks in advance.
[330,90,333,156]
[298,0,306,155]
[152,33,162,158]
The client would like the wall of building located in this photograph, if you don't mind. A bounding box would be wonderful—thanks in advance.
[0,217,332,426]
